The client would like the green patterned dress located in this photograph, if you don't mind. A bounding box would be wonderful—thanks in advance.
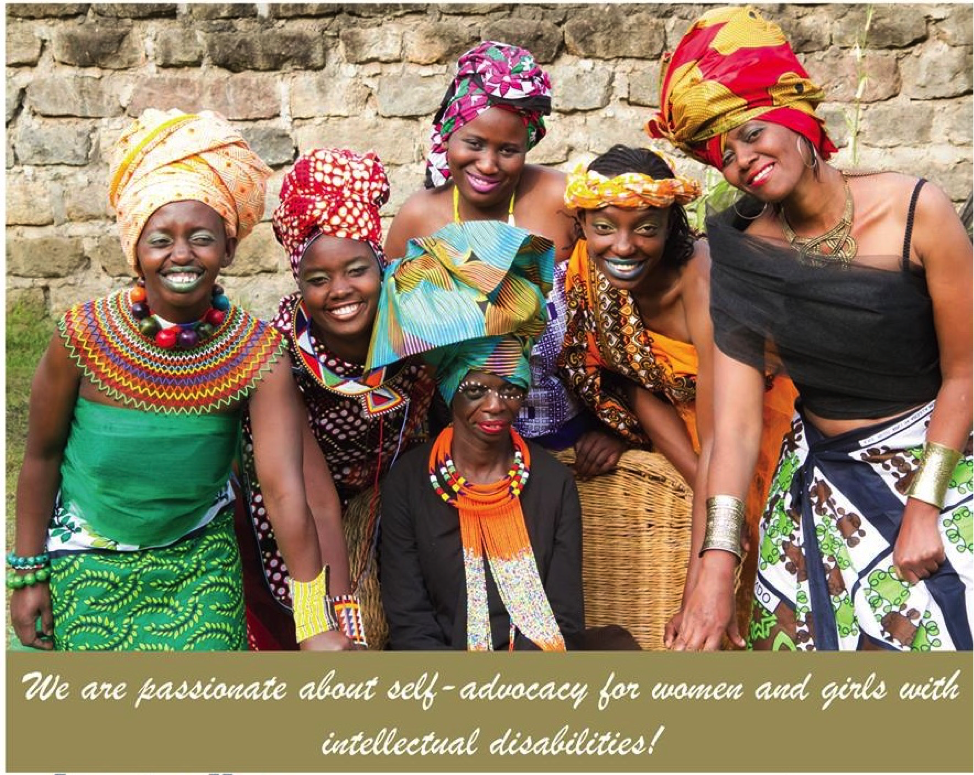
[46,290,284,650]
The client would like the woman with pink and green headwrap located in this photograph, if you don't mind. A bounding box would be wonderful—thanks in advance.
[386,40,628,479]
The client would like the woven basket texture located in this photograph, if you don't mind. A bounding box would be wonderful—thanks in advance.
[555,448,692,650]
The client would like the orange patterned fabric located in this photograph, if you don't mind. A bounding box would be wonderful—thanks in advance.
[646,6,836,168]
[560,240,698,447]
[109,109,271,270]
[560,239,798,633]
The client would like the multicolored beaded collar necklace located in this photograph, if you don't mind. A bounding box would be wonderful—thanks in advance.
[59,287,283,414]
[291,296,407,417]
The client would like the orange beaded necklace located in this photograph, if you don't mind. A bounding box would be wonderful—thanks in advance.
[428,426,564,651]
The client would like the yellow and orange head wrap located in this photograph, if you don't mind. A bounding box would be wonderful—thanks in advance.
[646,6,836,169]
[564,151,701,211]
[108,108,272,270]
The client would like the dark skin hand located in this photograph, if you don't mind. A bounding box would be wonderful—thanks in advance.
[572,428,626,478]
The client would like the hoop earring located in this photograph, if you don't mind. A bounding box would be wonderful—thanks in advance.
[733,198,768,221]
[797,136,818,169]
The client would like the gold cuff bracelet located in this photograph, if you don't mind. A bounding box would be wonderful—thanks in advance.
[907,441,962,510]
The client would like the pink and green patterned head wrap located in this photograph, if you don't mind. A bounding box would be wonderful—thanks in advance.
[425,41,553,189]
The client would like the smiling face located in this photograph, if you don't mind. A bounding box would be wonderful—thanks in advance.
[451,370,526,446]
[581,205,671,291]
[297,234,381,364]
[720,120,813,202]
[446,107,528,212]
[135,200,235,323]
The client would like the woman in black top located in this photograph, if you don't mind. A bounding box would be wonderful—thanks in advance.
[649,7,972,651]
[373,220,584,651]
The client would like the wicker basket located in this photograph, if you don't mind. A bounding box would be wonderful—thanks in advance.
[343,488,389,651]
[555,448,693,651]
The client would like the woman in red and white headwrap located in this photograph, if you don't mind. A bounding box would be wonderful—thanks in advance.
[237,148,435,650]
[648,6,972,651]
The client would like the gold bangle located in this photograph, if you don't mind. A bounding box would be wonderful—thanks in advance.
[701,495,745,560]
[907,441,962,510]
[289,566,337,642]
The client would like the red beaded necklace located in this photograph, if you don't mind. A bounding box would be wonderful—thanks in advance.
[129,280,230,350]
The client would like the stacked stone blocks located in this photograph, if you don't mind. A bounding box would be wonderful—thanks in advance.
[5,2,972,317]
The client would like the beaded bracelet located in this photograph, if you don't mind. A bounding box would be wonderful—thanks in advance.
[289,566,338,642]
[330,593,368,647]
[907,441,962,510]
[7,551,50,570]
[6,566,52,589]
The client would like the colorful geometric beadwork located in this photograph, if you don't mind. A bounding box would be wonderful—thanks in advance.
[331,593,368,647]
[291,297,407,417]
[59,289,285,414]
[427,427,564,652]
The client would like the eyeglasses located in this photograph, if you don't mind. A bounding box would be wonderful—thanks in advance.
[456,380,527,403]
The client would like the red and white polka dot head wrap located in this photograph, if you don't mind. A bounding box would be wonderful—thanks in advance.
[272,148,391,281]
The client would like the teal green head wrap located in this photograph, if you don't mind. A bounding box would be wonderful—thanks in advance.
[366,221,554,403]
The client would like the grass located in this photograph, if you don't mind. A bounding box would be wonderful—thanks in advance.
[5,299,56,648]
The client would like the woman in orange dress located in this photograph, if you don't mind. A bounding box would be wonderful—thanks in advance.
[560,145,797,642]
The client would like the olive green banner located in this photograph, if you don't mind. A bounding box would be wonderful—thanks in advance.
[5,651,972,773]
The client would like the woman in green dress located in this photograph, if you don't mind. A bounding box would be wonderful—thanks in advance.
[8,109,353,651]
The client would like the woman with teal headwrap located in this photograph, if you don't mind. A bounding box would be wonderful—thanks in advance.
[372,220,587,650]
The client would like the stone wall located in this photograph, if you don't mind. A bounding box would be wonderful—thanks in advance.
[6,2,972,318]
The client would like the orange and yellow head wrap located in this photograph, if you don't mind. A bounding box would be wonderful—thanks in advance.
[646,6,836,169]
[564,153,701,211]
[108,108,271,270]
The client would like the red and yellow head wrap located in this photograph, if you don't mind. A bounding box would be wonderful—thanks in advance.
[564,154,701,211]
[646,5,837,169]
[109,109,271,271]
[273,148,390,282]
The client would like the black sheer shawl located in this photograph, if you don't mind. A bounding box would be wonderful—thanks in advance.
[706,199,941,419]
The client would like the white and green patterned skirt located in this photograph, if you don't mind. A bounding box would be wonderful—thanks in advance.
[750,401,972,651]
[49,508,246,651]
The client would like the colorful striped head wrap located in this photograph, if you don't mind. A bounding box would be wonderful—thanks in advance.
[366,220,555,403]
[272,148,390,282]
[425,41,552,189]
[109,108,271,271]
[564,154,702,210]
[645,6,837,169]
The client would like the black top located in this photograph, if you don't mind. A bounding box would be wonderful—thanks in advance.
[707,180,941,419]
[379,439,585,650]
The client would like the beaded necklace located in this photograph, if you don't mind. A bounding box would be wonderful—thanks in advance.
[129,281,231,349]
[428,426,564,652]
[431,438,529,506]
[60,287,284,414]
[291,297,408,417]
